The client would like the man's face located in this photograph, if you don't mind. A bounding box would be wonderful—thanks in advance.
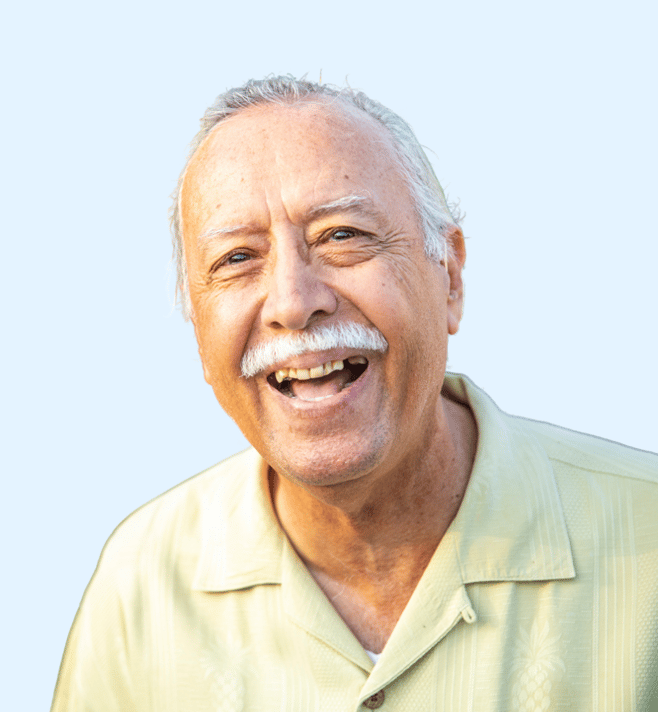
[181,101,464,488]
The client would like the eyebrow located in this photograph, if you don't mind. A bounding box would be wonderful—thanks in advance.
[197,194,385,249]
[304,194,382,223]
[197,224,254,248]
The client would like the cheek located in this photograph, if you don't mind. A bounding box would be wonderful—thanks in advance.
[193,293,254,381]
[333,262,404,319]
[362,266,448,378]
[193,293,271,422]
[341,261,443,337]
[202,342,258,426]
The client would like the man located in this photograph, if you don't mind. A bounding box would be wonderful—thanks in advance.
[52,76,658,710]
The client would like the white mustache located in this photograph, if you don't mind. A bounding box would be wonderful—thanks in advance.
[241,323,389,378]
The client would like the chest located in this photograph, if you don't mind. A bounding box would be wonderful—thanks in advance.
[126,577,656,712]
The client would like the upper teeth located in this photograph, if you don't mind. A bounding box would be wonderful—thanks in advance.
[274,356,367,383]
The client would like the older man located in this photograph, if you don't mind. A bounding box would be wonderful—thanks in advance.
[53,76,658,711]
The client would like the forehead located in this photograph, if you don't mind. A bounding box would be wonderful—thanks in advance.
[180,100,407,234]
[191,98,397,174]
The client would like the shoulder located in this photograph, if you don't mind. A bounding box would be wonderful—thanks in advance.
[514,415,658,485]
[446,371,658,491]
[52,452,264,710]
[94,448,260,583]
[508,415,658,546]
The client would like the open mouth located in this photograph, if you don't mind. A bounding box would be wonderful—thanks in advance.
[266,356,369,400]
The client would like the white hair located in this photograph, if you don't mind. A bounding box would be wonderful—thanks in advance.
[171,74,461,319]
[241,323,388,378]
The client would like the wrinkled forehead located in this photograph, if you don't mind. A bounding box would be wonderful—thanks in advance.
[183,98,400,194]
[179,99,407,241]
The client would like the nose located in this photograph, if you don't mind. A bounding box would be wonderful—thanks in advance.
[260,242,337,331]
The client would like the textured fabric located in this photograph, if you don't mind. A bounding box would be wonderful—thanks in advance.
[51,374,658,711]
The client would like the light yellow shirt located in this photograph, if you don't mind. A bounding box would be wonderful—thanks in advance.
[52,374,658,711]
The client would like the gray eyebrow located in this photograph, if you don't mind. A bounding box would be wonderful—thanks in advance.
[197,194,383,249]
[304,194,375,220]
[197,224,253,248]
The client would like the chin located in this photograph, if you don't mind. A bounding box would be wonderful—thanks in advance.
[265,429,391,490]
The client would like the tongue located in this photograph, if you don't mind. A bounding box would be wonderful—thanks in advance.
[290,369,353,400]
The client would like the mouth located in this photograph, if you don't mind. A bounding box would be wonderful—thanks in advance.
[266,356,369,401]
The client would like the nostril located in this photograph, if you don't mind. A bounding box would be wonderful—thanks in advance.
[261,272,338,331]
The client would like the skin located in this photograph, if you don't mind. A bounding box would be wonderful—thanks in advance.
[181,99,477,652]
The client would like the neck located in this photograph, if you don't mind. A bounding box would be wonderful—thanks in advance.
[270,394,477,652]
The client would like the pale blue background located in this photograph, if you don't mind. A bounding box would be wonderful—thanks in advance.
[2,0,656,707]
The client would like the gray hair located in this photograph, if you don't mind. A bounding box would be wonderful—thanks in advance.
[171,75,460,319]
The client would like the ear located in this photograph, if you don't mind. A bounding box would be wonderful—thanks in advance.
[443,225,466,336]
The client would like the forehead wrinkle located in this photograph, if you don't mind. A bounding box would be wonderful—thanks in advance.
[186,105,404,253]
[197,195,393,256]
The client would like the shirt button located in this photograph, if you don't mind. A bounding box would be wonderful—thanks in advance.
[363,690,385,708]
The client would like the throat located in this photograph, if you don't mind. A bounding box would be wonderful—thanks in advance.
[309,566,417,654]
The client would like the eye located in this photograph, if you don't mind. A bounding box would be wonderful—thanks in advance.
[328,227,358,241]
[209,250,254,275]
[225,251,251,265]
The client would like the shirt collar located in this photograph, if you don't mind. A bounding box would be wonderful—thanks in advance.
[192,448,285,591]
[193,373,575,592]
[442,373,575,583]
